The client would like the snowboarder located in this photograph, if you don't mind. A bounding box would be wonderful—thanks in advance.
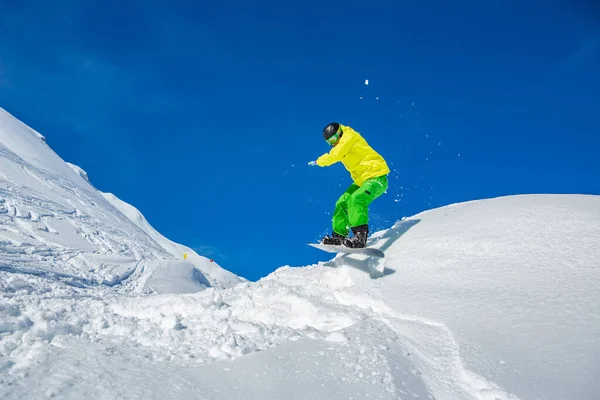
[308,122,390,248]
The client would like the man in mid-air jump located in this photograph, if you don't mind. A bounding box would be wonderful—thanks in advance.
[309,122,390,248]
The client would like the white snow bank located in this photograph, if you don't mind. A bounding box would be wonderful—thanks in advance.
[375,194,600,400]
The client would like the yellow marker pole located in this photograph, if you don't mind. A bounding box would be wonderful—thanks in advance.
[183,253,187,260]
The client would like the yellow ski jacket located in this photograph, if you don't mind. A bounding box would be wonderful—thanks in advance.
[316,124,390,186]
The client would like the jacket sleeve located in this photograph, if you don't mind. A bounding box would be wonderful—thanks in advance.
[315,131,355,167]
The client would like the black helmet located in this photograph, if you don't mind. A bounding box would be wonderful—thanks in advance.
[323,122,341,140]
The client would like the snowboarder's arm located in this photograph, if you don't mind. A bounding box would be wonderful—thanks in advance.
[315,133,355,167]
[315,153,335,166]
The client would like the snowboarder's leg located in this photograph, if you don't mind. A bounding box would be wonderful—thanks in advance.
[347,175,388,227]
[322,184,360,245]
[344,175,388,247]
[332,184,360,236]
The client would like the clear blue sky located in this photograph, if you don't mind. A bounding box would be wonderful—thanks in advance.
[1,0,598,280]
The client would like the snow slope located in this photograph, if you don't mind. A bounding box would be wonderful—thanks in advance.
[0,107,241,291]
[1,108,599,399]
[375,195,600,400]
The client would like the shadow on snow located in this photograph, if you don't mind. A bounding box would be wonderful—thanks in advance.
[324,218,421,279]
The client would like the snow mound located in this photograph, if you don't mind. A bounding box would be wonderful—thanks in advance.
[142,261,211,294]
[374,194,600,400]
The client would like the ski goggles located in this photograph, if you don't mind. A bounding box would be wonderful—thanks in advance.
[326,128,342,146]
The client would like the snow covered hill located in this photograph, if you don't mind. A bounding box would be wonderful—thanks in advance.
[1,108,599,399]
[0,107,241,291]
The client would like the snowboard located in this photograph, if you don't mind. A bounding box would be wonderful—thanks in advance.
[308,243,385,258]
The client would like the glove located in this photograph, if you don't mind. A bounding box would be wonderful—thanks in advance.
[308,161,317,167]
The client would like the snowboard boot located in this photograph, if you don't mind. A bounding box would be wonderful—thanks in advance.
[321,232,346,245]
[343,225,369,248]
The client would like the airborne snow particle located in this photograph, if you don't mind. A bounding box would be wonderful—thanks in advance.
[365,79,369,85]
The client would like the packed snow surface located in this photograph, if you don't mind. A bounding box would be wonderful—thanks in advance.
[1,107,600,399]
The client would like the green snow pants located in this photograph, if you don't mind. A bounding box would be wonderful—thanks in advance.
[332,175,388,236]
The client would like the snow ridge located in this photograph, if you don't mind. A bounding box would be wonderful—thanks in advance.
[0,107,241,291]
